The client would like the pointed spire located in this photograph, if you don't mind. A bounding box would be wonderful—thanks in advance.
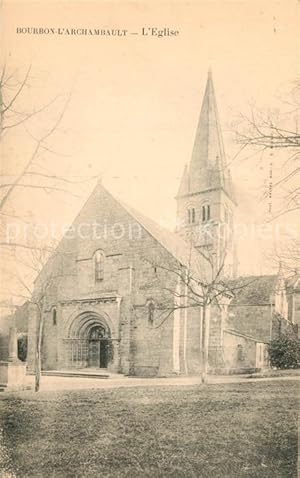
[177,163,189,197]
[184,70,234,200]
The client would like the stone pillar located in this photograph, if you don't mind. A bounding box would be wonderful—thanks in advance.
[110,339,120,373]
[8,327,18,362]
[0,327,29,391]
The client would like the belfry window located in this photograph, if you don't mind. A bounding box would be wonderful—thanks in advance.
[52,307,57,326]
[187,208,196,224]
[94,250,104,282]
[202,205,211,222]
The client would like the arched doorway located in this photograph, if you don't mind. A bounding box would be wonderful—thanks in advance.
[88,325,110,368]
[64,311,113,369]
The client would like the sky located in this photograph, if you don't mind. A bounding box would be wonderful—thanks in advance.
[0,0,299,303]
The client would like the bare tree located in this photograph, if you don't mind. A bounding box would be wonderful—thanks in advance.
[0,64,105,389]
[0,63,104,337]
[234,80,300,221]
[5,245,62,391]
[145,237,255,383]
[1,65,70,209]
[265,237,300,279]
[0,64,98,250]
[233,81,300,277]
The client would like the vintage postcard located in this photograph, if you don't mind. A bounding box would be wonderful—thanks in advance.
[0,1,299,476]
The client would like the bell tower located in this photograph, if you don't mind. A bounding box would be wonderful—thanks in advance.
[176,70,237,277]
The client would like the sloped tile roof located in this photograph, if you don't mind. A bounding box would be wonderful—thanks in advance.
[228,275,278,305]
[116,194,205,271]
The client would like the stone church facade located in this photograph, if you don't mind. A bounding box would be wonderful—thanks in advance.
[26,72,299,376]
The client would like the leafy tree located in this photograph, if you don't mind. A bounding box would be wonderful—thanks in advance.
[269,333,300,369]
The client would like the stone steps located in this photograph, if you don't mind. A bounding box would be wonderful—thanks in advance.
[41,370,110,379]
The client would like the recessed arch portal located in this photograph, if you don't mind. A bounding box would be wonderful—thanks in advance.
[67,311,111,339]
[64,311,113,369]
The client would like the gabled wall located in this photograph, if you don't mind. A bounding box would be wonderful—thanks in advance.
[27,184,185,376]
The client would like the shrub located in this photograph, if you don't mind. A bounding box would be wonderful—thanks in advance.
[269,333,300,369]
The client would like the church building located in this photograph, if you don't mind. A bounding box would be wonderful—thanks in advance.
[25,71,299,376]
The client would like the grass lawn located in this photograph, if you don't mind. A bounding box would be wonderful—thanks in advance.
[0,380,298,477]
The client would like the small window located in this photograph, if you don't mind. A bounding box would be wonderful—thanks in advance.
[94,250,104,282]
[207,205,210,221]
[148,301,155,326]
[237,344,244,362]
[52,307,57,326]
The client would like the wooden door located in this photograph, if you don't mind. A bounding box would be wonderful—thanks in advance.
[88,340,100,367]
[100,339,108,368]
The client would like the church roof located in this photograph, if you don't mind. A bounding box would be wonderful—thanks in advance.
[109,186,204,270]
[228,275,278,305]
[177,70,235,201]
[177,163,190,197]
[38,180,287,301]
[285,275,300,290]
[34,181,206,287]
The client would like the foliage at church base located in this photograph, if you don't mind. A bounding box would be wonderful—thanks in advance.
[269,333,300,369]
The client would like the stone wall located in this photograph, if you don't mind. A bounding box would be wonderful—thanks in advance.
[0,333,9,361]
[287,289,300,337]
[27,184,183,375]
[29,183,273,377]
[222,331,257,369]
[227,304,272,343]
[271,313,298,340]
